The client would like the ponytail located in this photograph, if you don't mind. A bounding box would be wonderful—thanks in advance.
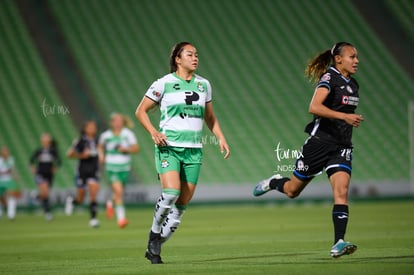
[305,50,332,83]
[50,139,58,152]
[122,115,134,129]
[305,42,354,83]
[110,113,134,129]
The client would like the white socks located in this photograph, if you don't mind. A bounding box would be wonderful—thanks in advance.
[116,204,126,221]
[151,191,179,234]
[161,206,186,243]
[7,197,16,219]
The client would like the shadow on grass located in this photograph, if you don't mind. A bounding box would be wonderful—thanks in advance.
[196,253,414,265]
[196,252,315,263]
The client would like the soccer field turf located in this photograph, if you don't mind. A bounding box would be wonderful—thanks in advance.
[0,200,413,274]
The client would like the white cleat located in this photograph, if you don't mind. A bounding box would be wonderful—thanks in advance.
[89,218,100,228]
[253,174,283,196]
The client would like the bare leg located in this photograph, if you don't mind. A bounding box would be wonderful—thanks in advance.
[112,181,126,222]
[282,175,311,198]
[76,188,86,204]
[330,171,350,205]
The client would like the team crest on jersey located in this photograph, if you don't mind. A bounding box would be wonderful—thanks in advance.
[161,159,169,168]
[346,85,353,94]
[197,82,204,93]
[321,73,331,82]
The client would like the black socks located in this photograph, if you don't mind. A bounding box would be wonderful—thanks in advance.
[90,201,98,219]
[269,177,290,193]
[42,198,50,213]
[332,204,349,244]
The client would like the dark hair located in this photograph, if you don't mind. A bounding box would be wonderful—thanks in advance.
[80,120,97,136]
[305,42,354,83]
[169,42,192,73]
[50,139,58,151]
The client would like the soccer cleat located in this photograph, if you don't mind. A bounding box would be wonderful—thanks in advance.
[64,196,74,216]
[145,250,163,264]
[145,231,163,264]
[253,174,283,196]
[45,212,53,222]
[330,239,357,258]
[117,218,128,228]
[89,218,100,228]
[106,200,114,219]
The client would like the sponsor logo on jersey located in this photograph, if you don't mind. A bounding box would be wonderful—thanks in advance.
[321,73,331,82]
[184,91,199,105]
[341,95,359,106]
[152,90,161,97]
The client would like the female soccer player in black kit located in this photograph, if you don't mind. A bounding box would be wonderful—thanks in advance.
[66,120,100,228]
[253,42,363,258]
[30,133,61,221]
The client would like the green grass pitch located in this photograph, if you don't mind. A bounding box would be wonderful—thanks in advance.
[0,200,413,274]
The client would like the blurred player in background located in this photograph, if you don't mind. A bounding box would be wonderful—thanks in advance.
[98,113,139,228]
[136,42,230,264]
[254,42,363,258]
[30,133,61,221]
[65,120,100,228]
[0,146,20,220]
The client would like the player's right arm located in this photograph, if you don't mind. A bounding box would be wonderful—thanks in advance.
[309,87,364,127]
[135,97,167,146]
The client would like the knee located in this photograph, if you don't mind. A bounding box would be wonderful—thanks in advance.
[286,190,301,199]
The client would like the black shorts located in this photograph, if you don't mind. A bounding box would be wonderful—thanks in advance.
[35,173,54,186]
[75,169,99,189]
[293,136,353,181]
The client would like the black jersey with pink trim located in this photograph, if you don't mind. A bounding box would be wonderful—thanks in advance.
[305,66,359,145]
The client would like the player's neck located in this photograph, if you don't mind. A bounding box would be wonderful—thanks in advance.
[336,66,351,79]
[112,128,122,136]
[175,69,194,81]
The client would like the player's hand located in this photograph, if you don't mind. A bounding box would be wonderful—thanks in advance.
[220,139,230,159]
[117,146,130,154]
[79,149,91,159]
[344,113,364,128]
[151,132,168,146]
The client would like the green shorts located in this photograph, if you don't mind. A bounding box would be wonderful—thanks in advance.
[105,170,129,185]
[0,180,18,195]
[155,146,202,184]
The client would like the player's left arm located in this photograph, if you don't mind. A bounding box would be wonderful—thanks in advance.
[204,102,230,159]
[97,136,106,164]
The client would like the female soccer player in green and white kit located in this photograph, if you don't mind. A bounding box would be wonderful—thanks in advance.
[136,42,230,264]
[98,113,139,228]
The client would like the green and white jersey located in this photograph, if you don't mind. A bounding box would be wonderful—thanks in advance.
[99,128,137,172]
[0,156,14,182]
[145,72,212,148]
